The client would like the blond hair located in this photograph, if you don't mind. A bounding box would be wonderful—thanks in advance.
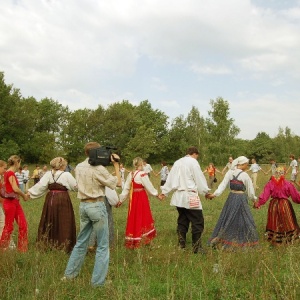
[50,157,67,171]
[7,155,21,166]
[133,157,143,170]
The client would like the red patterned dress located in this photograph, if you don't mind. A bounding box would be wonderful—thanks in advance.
[120,170,158,249]
[257,176,300,244]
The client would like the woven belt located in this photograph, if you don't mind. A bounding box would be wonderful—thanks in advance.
[80,196,105,203]
[231,190,244,194]
[133,188,144,192]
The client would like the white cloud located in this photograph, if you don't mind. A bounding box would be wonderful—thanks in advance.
[231,95,300,139]
[1,0,300,139]
[150,77,168,92]
[190,64,232,75]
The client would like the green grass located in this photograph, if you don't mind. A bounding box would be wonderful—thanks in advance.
[1,166,300,299]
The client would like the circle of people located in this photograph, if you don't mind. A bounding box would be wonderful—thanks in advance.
[1,145,300,287]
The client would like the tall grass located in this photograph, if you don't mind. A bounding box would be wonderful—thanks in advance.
[1,166,300,299]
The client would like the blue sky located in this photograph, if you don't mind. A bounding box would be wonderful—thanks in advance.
[1,0,300,140]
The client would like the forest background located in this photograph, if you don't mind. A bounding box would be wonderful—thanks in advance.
[1,71,299,166]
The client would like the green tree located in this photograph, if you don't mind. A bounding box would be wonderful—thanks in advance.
[247,132,274,163]
[27,98,69,163]
[273,127,300,163]
[124,125,158,163]
[0,139,20,161]
[0,73,23,146]
[134,100,169,162]
[205,97,240,165]
[0,73,36,160]
[166,115,188,162]
[186,106,207,160]
[100,101,137,152]
[61,108,96,163]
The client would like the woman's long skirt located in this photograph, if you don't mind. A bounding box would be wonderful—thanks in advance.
[209,192,259,248]
[125,189,156,249]
[266,198,300,244]
[37,183,76,253]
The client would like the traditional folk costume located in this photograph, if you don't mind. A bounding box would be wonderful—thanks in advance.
[161,155,210,253]
[0,170,28,252]
[256,167,300,245]
[119,170,158,249]
[209,156,259,249]
[28,170,77,253]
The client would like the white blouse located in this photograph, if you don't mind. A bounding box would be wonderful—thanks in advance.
[28,170,77,199]
[119,170,158,202]
[213,168,257,200]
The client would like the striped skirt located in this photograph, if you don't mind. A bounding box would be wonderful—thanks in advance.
[266,198,300,244]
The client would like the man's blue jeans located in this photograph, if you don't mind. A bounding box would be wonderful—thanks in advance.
[88,197,114,247]
[64,201,109,286]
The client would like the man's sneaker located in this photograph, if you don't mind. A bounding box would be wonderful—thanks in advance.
[61,276,74,282]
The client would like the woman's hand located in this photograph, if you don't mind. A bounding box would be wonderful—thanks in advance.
[157,194,165,201]
[23,193,29,201]
[115,201,123,208]
[253,201,260,209]
[205,193,215,200]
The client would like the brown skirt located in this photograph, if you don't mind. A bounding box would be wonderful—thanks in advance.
[266,198,300,244]
[37,183,76,253]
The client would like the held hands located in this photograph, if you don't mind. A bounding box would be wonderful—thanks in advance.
[157,194,165,201]
[23,193,30,201]
[115,201,123,208]
[205,193,215,200]
[253,201,260,209]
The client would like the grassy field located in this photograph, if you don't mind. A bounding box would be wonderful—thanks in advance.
[1,165,300,300]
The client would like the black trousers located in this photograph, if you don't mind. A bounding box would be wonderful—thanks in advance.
[176,207,204,235]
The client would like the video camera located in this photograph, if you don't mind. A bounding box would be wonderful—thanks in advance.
[88,146,120,167]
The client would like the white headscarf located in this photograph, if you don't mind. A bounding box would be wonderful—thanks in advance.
[232,156,249,168]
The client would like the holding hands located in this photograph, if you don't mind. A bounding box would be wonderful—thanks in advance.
[205,193,215,200]
[253,201,260,209]
[157,194,165,201]
[115,201,122,208]
[23,193,30,201]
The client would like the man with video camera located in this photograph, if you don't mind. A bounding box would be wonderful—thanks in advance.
[62,142,121,287]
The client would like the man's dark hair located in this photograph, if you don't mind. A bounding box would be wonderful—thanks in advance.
[186,146,199,155]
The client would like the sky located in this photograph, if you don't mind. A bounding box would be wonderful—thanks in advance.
[1,0,300,140]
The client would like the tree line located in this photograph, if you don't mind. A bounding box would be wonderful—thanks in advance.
[1,72,299,166]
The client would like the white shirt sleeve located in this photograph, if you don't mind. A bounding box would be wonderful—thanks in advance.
[28,172,51,198]
[119,171,158,202]
[213,170,232,197]
[28,171,77,199]
[243,172,257,200]
[140,173,158,196]
[213,169,256,200]
[119,172,132,202]
[105,186,119,206]
[191,161,210,195]
[62,172,78,191]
